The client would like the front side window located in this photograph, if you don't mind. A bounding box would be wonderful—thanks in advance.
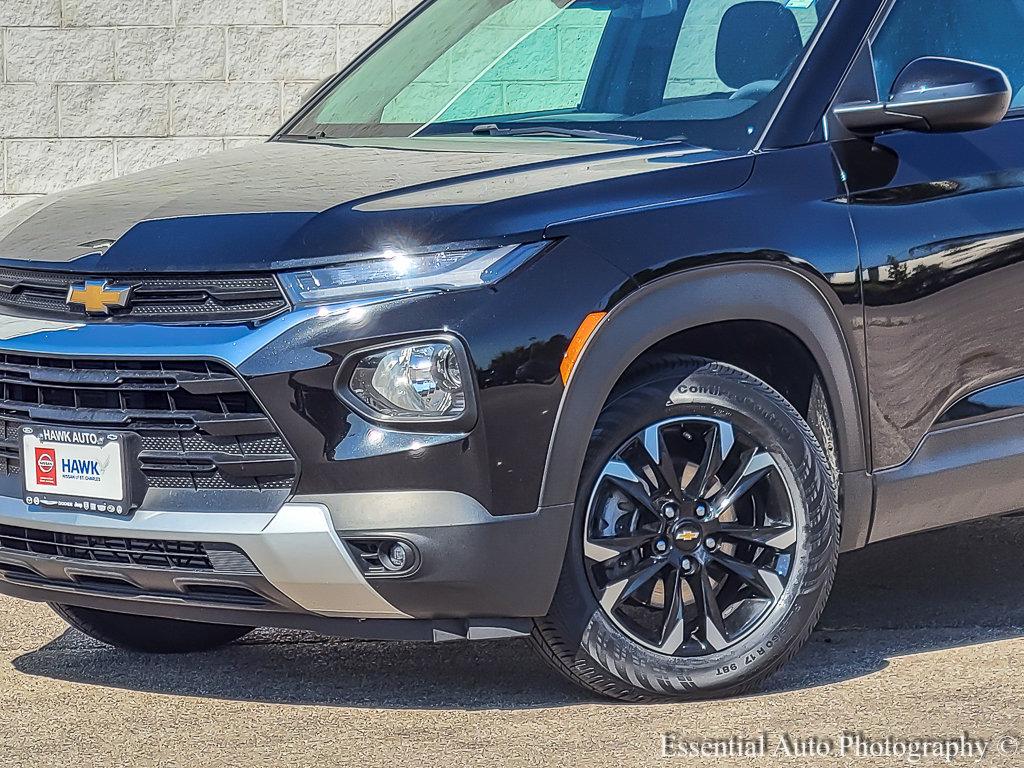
[872,0,1024,108]
[287,0,835,151]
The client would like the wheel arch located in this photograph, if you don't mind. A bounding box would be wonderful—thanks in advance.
[539,262,871,549]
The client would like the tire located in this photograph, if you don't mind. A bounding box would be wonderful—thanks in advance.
[51,603,252,653]
[531,356,839,701]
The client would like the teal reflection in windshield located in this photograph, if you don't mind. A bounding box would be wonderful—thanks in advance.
[286,0,832,150]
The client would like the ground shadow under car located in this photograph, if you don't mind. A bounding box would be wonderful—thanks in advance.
[12,515,1024,710]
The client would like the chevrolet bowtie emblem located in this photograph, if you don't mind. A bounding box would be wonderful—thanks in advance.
[676,530,700,542]
[66,279,134,315]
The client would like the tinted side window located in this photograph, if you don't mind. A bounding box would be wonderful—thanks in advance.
[873,0,1024,108]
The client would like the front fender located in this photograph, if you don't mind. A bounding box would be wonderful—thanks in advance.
[539,262,871,551]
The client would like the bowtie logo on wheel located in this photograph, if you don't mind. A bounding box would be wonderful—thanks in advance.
[34,447,57,486]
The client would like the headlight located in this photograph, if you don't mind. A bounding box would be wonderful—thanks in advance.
[280,242,547,305]
[342,337,473,424]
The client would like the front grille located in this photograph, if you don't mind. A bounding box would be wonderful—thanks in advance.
[0,268,288,323]
[0,354,297,492]
[0,524,221,570]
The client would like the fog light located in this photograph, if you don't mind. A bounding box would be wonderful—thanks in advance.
[348,339,468,421]
[384,542,411,572]
[345,538,419,576]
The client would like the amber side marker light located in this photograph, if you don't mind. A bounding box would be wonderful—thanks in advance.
[560,311,607,386]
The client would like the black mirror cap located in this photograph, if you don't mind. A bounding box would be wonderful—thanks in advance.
[834,56,1012,136]
[890,57,1012,132]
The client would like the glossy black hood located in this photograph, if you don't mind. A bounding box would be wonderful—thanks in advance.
[0,139,750,273]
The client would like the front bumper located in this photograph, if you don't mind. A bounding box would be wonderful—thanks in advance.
[0,496,406,616]
[0,490,573,632]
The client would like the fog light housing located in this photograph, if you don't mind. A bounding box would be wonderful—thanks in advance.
[342,336,474,425]
[345,538,419,577]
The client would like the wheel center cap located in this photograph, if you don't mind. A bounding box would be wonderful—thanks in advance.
[671,521,703,552]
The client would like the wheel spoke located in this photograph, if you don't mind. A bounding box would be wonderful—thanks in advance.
[600,458,644,485]
[642,424,684,499]
[711,552,784,599]
[584,530,656,563]
[708,449,776,519]
[718,522,796,551]
[687,420,734,498]
[599,557,665,614]
[598,459,659,514]
[618,429,681,501]
[690,568,729,651]
[657,567,687,653]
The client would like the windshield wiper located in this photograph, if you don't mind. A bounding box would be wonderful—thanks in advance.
[281,130,328,140]
[471,124,644,143]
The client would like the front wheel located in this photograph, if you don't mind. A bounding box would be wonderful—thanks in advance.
[51,603,252,653]
[531,357,839,701]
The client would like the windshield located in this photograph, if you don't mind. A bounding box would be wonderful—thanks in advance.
[286,0,834,150]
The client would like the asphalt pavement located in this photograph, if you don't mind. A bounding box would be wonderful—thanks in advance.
[2,515,1023,767]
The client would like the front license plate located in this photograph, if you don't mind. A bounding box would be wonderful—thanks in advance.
[20,426,130,515]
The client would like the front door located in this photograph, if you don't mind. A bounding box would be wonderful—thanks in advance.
[833,0,1024,539]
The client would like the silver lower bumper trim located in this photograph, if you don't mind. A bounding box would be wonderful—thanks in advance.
[0,497,408,619]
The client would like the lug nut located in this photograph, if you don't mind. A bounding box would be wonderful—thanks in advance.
[705,536,718,550]
[662,502,679,519]
[680,557,695,574]
[695,502,709,519]
[654,538,670,554]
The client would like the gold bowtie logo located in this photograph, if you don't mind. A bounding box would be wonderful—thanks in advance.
[66,280,134,315]
[676,530,700,542]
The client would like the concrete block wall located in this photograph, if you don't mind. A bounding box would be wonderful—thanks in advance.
[0,0,420,215]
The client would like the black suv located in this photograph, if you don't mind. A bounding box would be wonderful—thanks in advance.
[0,0,1020,701]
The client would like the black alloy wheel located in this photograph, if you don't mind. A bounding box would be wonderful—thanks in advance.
[585,416,797,657]
[531,357,839,701]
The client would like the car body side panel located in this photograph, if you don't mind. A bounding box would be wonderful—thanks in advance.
[541,144,871,550]
[837,122,1024,472]
[832,117,1024,541]
[872,413,1024,542]
[937,376,1024,427]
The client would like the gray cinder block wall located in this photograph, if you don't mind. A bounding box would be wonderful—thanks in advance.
[0,0,418,215]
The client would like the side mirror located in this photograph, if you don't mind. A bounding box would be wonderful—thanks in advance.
[834,57,1011,136]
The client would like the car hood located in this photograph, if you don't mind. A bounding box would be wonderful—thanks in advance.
[0,139,751,273]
